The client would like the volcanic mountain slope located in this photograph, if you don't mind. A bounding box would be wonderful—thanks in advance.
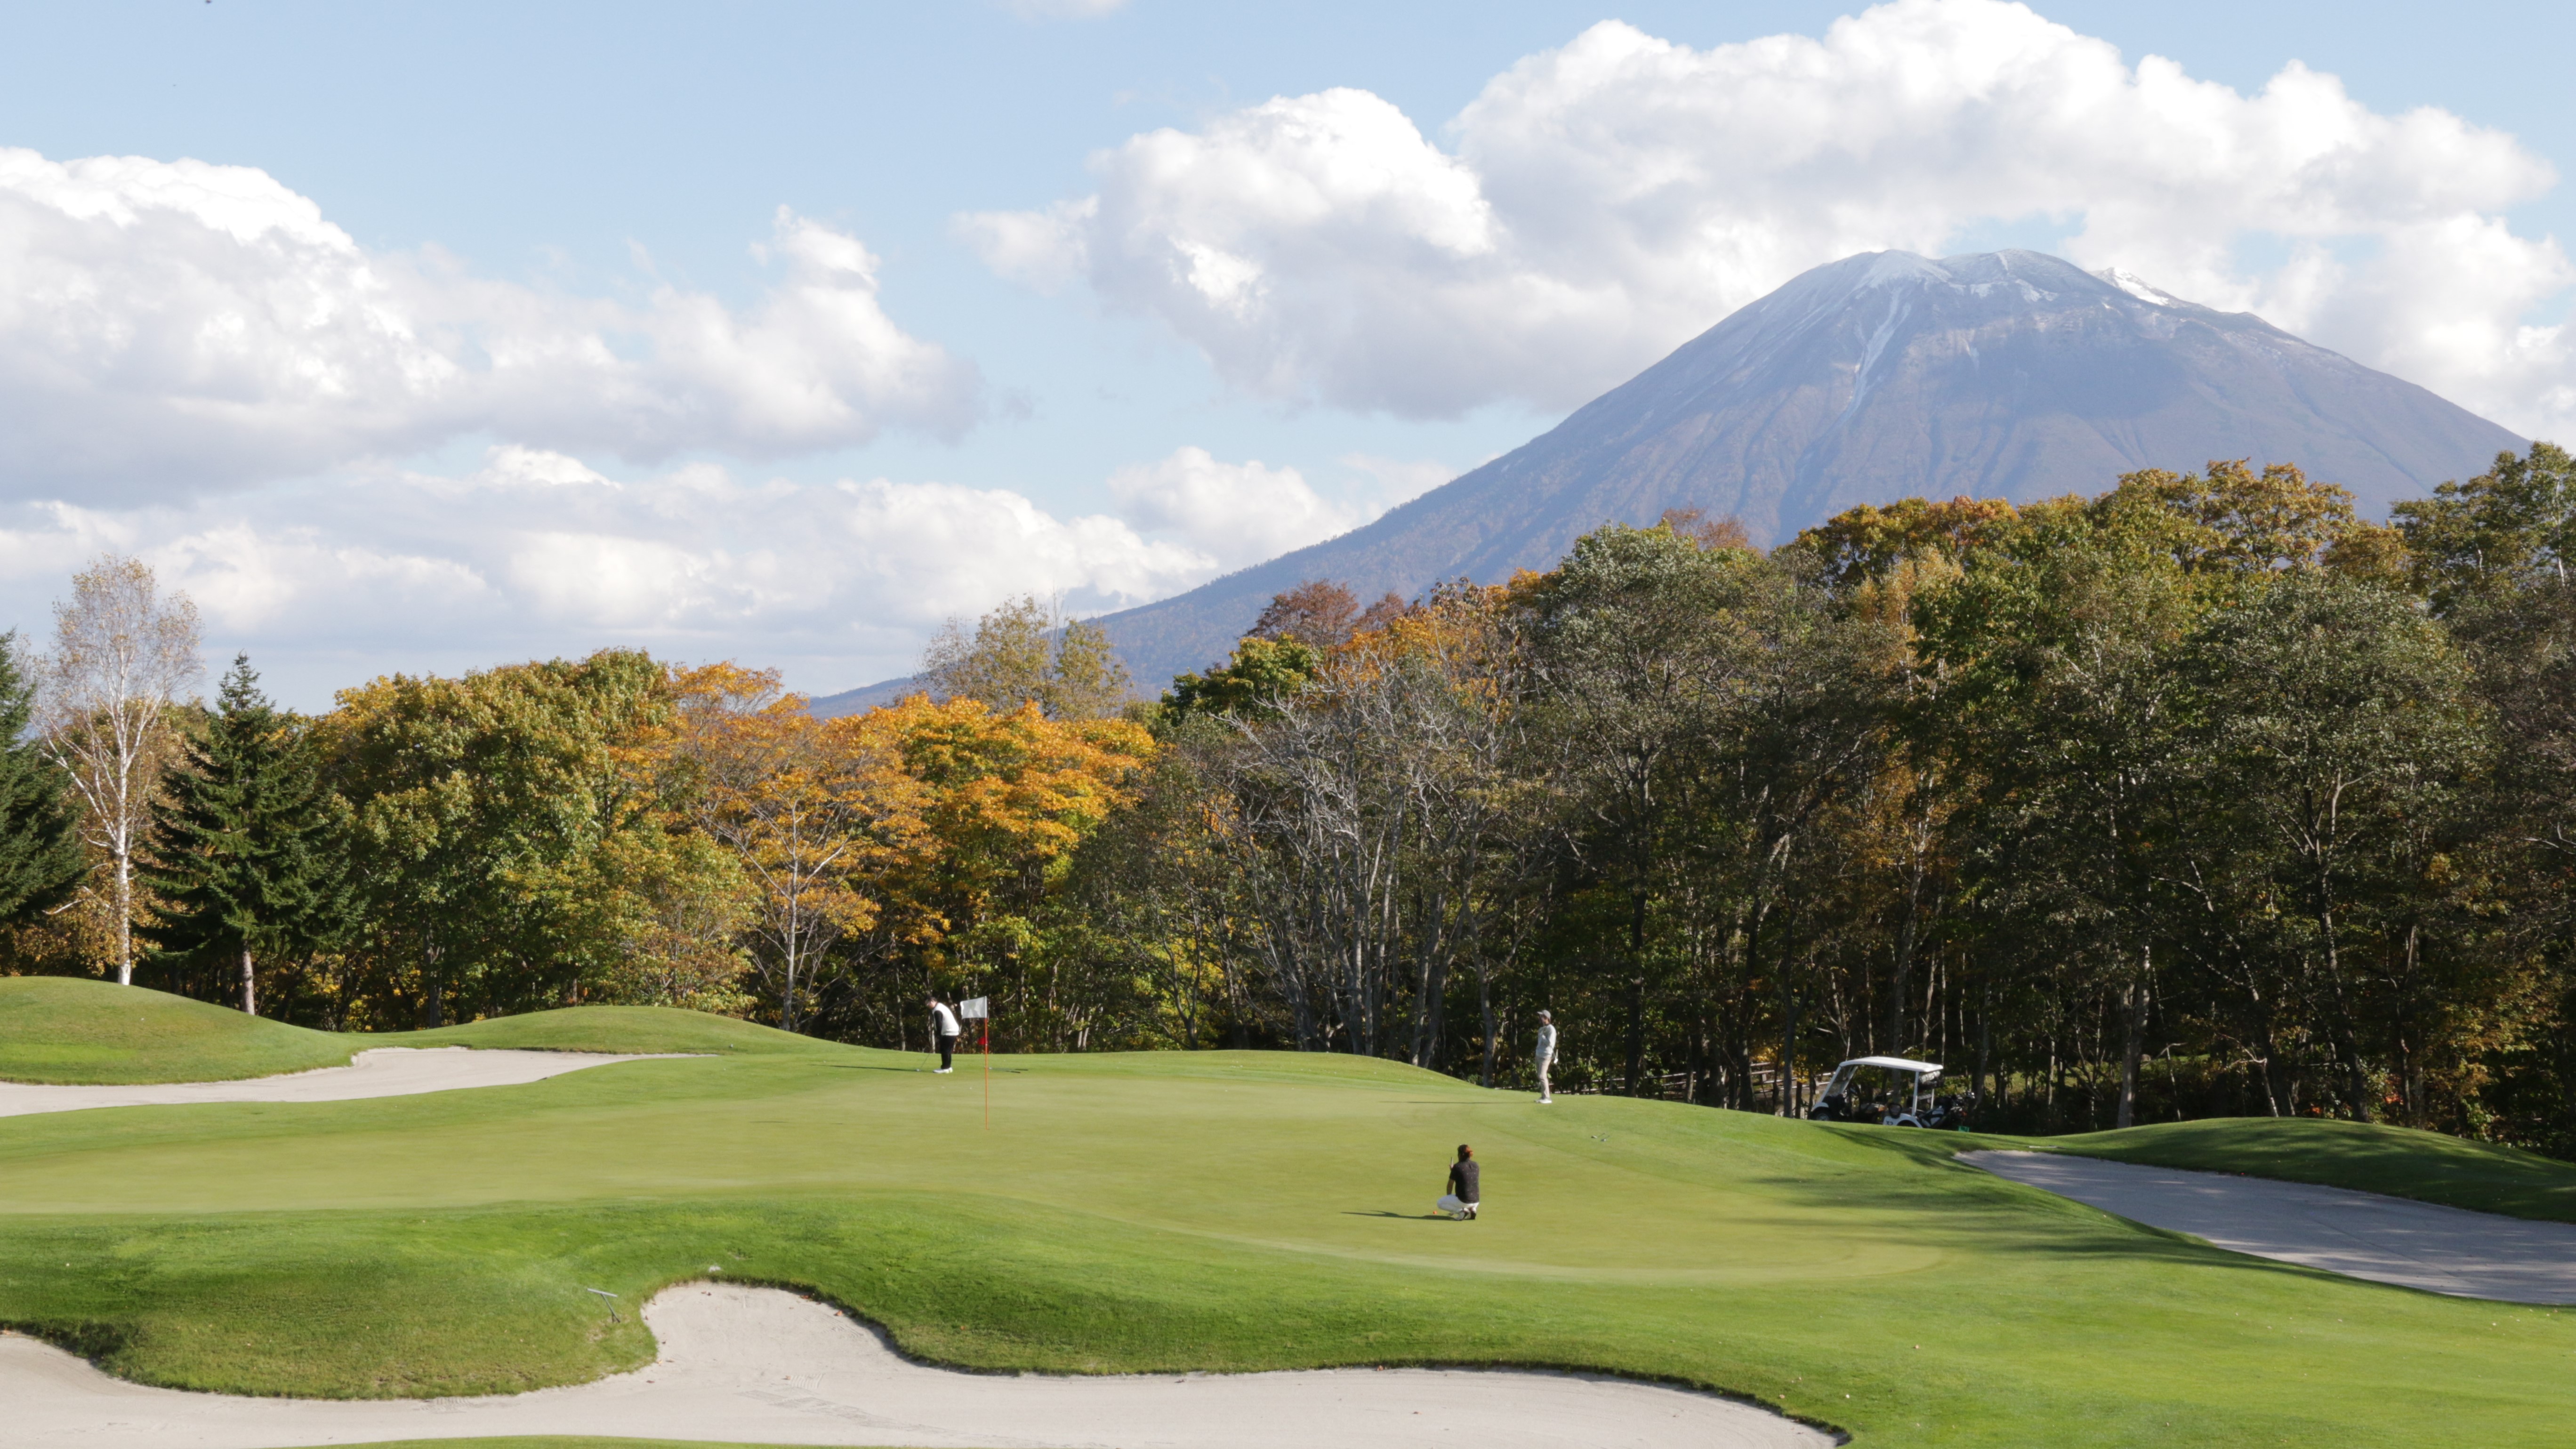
[820,248,2524,709]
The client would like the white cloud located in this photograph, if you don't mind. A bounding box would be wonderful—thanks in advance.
[964,0,2576,436]
[0,446,1240,704]
[0,438,1455,705]
[0,150,982,501]
[1107,446,1371,569]
[836,475,1209,619]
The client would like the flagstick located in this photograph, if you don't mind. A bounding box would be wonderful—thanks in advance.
[981,1018,990,1130]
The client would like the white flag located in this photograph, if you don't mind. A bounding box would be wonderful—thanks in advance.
[958,997,989,1020]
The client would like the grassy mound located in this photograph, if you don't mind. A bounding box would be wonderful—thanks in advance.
[2037,1117,2576,1224]
[0,981,843,1086]
[390,1005,844,1059]
[0,977,353,1084]
[4,1048,2574,1445]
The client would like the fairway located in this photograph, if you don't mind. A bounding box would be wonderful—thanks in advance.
[0,989,2572,1446]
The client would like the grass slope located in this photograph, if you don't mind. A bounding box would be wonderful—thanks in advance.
[0,978,836,1085]
[0,977,353,1084]
[389,1006,842,1059]
[2036,1117,2576,1224]
[3,1047,2573,1447]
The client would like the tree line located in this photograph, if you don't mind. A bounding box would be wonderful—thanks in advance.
[8,450,2576,1158]
[0,572,1148,1052]
[1070,449,2576,1158]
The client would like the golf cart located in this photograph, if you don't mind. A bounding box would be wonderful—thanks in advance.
[1805,1055,1972,1129]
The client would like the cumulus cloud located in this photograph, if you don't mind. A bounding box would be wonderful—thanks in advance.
[0,150,981,501]
[0,437,1455,705]
[962,0,2576,436]
[1107,446,1374,569]
[0,445,1270,702]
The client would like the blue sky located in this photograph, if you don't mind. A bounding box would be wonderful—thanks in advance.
[4,0,2574,706]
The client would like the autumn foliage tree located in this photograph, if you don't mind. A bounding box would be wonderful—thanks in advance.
[843,695,1154,1048]
[671,664,919,1031]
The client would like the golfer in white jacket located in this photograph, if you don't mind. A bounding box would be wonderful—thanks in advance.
[928,996,962,1073]
[1535,1011,1557,1104]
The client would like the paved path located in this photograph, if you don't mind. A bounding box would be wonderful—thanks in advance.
[0,1282,1834,1449]
[1964,1149,2576,1304]
[0,1047,687,1117]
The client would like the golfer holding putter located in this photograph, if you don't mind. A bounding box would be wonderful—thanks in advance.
[1535,1010,1558,1104]
[927,994,962,1073]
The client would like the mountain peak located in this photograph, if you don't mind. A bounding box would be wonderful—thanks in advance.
[2088,263,2189,308]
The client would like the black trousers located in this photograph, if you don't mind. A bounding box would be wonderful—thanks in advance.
[938,1034,958,1070]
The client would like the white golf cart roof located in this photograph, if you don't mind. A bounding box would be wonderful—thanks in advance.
[1833,1055,1943,1074]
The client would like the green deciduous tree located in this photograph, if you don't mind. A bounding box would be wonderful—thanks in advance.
[321,650,680,1026]
[922,595,1134,721]
[2178,573,2482,1120]
[1162,636,1320,722]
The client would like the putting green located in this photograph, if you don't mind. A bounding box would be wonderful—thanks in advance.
[1,992,2571,1446]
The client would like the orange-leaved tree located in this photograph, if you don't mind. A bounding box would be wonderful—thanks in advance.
[671,664,922,1030]
[865,694,1154,1046]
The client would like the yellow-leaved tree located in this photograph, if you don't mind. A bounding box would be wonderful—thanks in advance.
[671,664,922,1030]
[862,695,1155,1048]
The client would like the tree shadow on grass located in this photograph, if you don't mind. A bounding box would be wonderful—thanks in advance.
[1732,1123,2437,1295]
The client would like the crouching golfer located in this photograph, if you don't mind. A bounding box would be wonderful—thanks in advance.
[928,995,961,1073]
[1535,1010,1557,1104]
[1447,1144,1480,1220]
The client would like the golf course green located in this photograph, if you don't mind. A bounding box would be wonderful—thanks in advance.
[3,977,2573,1447]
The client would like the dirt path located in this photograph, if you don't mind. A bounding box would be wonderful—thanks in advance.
[0,1281,1835,1449]
[0,1047,689,1118]
[1964,1149,2576,1303]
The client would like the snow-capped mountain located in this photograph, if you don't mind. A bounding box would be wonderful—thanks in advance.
[821,248,2526,708]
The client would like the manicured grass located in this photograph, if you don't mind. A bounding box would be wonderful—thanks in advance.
[0,977,353,1083]
[2032,1117,2576,1223]
[392,1005,843,1059]
[0,978,837,1084]
[3,1036,2574,1448]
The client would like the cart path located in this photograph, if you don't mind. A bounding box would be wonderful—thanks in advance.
[0,1281,1836,1449]
[0,1047,694,1117]
[1963,1149,2576,1303]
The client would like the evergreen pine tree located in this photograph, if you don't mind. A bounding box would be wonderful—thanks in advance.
[0,630,82,925]
[140,655,345,1015]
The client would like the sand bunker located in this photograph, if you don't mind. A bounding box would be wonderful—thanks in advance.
[1965,1149,2576,1304]
[0,1281,1834,1449]
[0,1046,688,1118]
